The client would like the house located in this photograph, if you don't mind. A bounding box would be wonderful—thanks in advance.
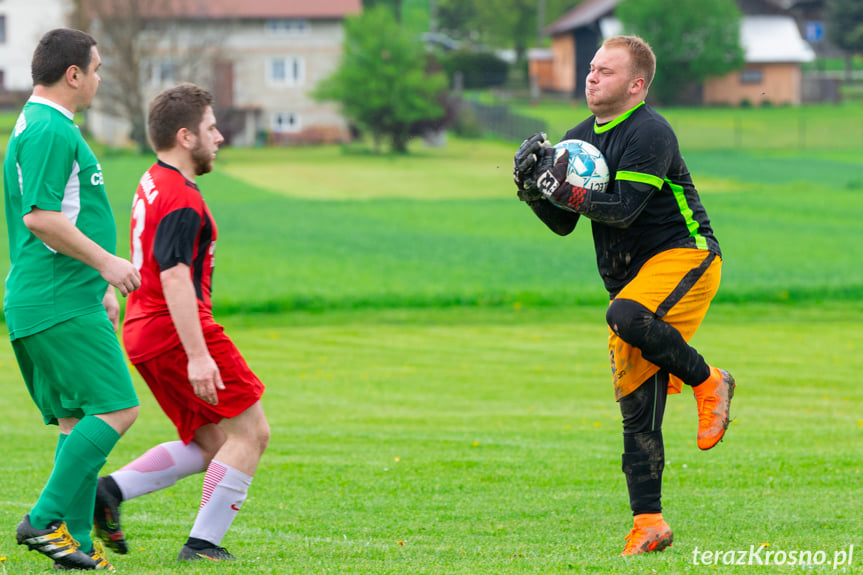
[542,0,615,97]
[703,15,815,105]
[539,0,816,105]
[86,0,362,147]
[0,0,70,104]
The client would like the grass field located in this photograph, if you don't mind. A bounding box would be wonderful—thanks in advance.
[1,105,862,573]
[2,304,861,574]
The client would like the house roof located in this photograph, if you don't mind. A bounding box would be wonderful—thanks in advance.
[741,15,814,62]
[92,0,362,20]
[599,15,814,63]
[545,0,619,36]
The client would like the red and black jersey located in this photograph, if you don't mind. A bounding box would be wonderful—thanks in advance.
[123,161,219,363]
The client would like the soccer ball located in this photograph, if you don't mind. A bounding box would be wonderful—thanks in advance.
[553,139,610,193]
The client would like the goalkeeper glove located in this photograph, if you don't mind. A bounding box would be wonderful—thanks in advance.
[536,147,592,212]
[513,132,549,201]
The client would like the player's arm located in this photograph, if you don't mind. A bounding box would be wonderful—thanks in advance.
[103,285,120,331]
[536,123,671,227]
[526,198,580,235]
[23,208,140,295]
[161,263,224,405]
[154,207,224,405]
[545,171,657,229]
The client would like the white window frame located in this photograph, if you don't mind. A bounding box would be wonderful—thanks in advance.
[271,112,301,134]
[149,58,177,87]
[267,56,305,87]
[266,19,309,35]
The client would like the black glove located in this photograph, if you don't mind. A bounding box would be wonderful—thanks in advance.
[536,147,592,212]
[513,132,549,200]
[517,187,545,202]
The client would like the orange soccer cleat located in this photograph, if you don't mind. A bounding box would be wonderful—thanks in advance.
[693,367,736,450]
[621,513,673,556]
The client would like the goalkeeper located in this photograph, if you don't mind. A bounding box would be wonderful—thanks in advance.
[513,35,735,557]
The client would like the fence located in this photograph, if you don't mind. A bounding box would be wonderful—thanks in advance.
[460,100,547,141]
[461,97,863,151]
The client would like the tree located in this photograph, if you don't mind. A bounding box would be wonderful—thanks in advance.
[436,0,576,61]
[616,0,745,105]
[80,0,225,150]
[314,7,447,153]
[825,0,863,81]
[362,0,404,22]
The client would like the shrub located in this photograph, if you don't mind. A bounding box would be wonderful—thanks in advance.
[441,50,509,90]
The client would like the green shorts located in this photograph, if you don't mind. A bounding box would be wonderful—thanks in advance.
[12,310,139,425]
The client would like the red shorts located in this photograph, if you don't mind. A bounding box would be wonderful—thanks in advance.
[133,325,265,444]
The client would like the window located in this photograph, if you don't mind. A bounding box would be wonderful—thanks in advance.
[267,57,304,86]
[157,59,177,85]
[0,15,6,44]
[266,19,309,35]
[271,112,301,134]
[740,68,763,84]
[149,58,177,87]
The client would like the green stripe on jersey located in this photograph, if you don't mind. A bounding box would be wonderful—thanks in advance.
[668,180,708,250]
[594,101,645,134]
[616,170,663,189]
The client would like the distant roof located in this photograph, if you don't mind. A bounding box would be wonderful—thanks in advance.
[545,0,619,36]
[528,48,553,61]
[92,0,362,20]
[599,15,814,63]
[742,15,815,62]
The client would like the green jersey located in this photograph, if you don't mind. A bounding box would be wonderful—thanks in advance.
[3,97,116,340]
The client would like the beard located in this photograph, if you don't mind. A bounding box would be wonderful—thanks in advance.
[191,141,214,176]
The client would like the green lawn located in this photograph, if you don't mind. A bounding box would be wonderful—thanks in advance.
[1,303,861,574]
[1,107,862,573]
[95,140,863,313]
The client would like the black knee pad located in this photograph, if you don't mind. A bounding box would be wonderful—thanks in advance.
[606,298,655,347]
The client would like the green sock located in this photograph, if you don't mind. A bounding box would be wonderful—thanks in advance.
[31,417,120,552]
[52,434,96,550]
[55,433,68,460]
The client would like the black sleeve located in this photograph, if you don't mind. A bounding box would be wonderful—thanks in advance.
[153,207,201,271]
[578,180,656,228]
[527,198,580,236]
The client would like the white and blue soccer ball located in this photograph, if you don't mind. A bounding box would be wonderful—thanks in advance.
[553,139,610,193]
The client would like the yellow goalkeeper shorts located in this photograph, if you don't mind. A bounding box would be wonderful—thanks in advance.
[609,248,722,400]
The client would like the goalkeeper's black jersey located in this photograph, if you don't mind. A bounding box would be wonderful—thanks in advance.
[561,102,721,296]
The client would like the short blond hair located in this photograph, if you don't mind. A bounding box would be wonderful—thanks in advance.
[602,35,656,91]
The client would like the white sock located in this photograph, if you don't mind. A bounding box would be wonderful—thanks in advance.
[189,460,252,546]
[112,441,206,500]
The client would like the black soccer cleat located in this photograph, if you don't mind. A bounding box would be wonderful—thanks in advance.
[52,540,115,571]
[93,476,129,554]
[177,543,237,562]
[16,514,111,570]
